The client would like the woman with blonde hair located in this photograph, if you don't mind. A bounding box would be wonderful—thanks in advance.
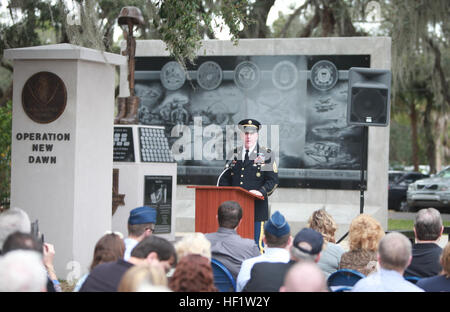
[339,214,385,276]
[174,232,211,261]
[118,264,170,292]
[308,208,345,278]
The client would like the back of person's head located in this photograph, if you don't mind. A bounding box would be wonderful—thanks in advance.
[264,211,291,248]
[168,254,217,292]
[217,201,242,229]
[440,242,450,278]
[291,228,324,262]
[90,233,125,271]
[348,214,384,252]
[0,250,47,292]
[118,264,168,292]
[280,261,328,292]
[308,208,337,243]
[127,206,157,238]
[175,232,211,260]
[131,235,176,264]
[2,231,43,255]
[0,207,31,250]
[378,232,412,271]
[414,208,443,241]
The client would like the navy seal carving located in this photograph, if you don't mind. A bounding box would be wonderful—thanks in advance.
[197,61,223,90]
[234,61,260,90]
[160,61,186,90]
[310,60,339,91]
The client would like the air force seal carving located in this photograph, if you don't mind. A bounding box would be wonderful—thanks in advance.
[272,60,298,90]
[197,61,222,90]
[310,60,339,91]
[160,61,186,90]
[234,61,260,90]
[22,71,67,124]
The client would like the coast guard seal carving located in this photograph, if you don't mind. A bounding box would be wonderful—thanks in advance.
[310,60,339,91]
[22,71,67,124]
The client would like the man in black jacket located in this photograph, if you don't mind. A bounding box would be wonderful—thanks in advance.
[218,119,278,249]
[404,207,444,278]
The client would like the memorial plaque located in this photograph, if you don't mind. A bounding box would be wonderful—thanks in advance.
[113,127,135,162]
[139,127,174,163]
[22,71,67,124]
[143,176,172,234]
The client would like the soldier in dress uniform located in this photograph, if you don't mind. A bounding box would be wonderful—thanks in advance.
[218,119,279,251]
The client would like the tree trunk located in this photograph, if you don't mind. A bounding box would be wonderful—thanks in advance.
[409,99,419,171]
[423,95,436,173]
[239,0,275,38]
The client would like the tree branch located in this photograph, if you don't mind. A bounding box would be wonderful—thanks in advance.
[279,0,311,38]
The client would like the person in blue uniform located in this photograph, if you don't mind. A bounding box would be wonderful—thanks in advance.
[218,119,279,251]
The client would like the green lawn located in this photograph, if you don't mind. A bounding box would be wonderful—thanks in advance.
[388,219,450,231]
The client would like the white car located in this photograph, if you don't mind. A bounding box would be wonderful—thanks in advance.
[407,166,450,211]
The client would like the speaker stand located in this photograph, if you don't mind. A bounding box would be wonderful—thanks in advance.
[337,126,368,244]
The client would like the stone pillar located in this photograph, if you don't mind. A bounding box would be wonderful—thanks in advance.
[4,44,126,279]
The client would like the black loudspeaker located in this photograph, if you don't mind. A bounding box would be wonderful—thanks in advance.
[347,67,391,127]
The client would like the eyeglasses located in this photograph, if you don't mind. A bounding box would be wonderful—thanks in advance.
[104,230,124,239]
[146,227,155,234]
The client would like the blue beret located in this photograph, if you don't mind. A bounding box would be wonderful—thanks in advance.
[128,206,157,225]
[264,211,290,237]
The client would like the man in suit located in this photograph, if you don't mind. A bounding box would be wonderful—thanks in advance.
[218,119,279,249]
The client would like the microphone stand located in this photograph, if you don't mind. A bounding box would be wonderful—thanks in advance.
[337,126,368,244]
[216,165,230,187]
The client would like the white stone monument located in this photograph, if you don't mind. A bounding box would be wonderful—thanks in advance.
[4,44,126,279]
[130,38,391,240]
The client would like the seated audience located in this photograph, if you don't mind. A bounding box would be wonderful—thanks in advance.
[124,206,157,260]
[242,227,323,292]
[2,231,61,292]
[73,232,125,291]
[279,261,328,292]
[236,211,292,292]
[0,207,31,253]
[405,208,444,278]
[168,254,217,292]
[175,232,212,261]
[416,242,450,292]
[339,214,384,276]
[308,208,345,278]
[205,201,260,280]
[0,250,48,292]
[352,232,423,292]
[80,235,176,292]
[118,264,170,292]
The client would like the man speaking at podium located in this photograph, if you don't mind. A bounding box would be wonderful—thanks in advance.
[218,119,279,251]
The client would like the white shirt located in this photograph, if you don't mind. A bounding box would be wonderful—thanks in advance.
[241,144,256,161]
[352,268,424,292]
[236,247,290,292]
[123,237,139,261]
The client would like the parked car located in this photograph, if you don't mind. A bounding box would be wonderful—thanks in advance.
[407,166,450,212]
[389,171,429,211]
